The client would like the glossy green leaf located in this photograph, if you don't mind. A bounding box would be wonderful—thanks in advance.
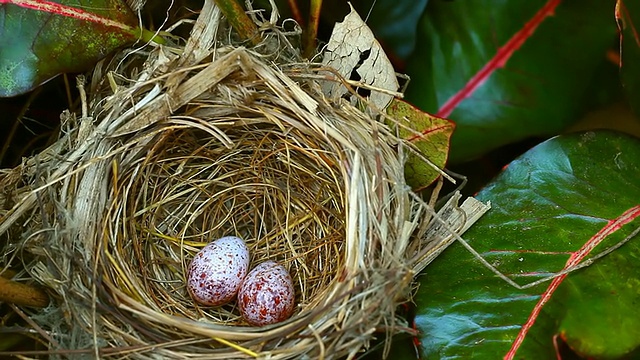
[386,98,454,190]
[405,0,618,163]
[617,0,640,117]
[0,0,141,97]
[414,130,640,359]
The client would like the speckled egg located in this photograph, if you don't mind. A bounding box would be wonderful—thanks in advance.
[238,260,295,326]
[187,236,250,306]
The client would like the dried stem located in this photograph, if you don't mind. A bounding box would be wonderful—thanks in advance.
[0,275,49,308]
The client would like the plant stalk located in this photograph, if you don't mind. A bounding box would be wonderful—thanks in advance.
[303,0,322,58]
[287,0,304,25]
[214,0,261,45]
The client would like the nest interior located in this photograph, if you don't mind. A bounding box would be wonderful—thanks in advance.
[0,3,486,359]
[113,98,346,325]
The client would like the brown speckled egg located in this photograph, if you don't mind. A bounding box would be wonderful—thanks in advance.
[238,260,295,326]
[187,236,250,306]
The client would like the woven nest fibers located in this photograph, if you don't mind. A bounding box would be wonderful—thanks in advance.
[0,43,432,359]
[116,117,346,325]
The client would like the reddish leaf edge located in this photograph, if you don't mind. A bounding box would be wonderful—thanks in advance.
[436,0,560,118]
[504,205,640,360]
[0,0,135,31]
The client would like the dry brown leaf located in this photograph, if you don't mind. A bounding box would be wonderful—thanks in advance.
[321,4,399,112]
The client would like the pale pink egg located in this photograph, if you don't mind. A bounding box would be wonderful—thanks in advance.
[238,260,295,326]
[187,236,250,306]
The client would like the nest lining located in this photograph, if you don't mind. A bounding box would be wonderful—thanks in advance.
[110,111,346,324]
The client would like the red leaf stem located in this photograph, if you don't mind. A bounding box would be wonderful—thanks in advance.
[0,0,134,30]
[504,205,640,360]
[436,0,561,118]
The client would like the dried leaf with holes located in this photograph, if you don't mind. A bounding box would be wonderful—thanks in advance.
[321,4,399,112]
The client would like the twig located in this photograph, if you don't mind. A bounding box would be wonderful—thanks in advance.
[0,275,49,308]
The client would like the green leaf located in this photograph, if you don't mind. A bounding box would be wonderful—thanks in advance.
[405,0,618,163]
[617,0,640,117]
[414,130,640,359]
[553,240,640,359]
[386,98,454,190]
[0,0,141,97]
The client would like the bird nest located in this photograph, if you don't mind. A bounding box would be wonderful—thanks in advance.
[0,3,488,359]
